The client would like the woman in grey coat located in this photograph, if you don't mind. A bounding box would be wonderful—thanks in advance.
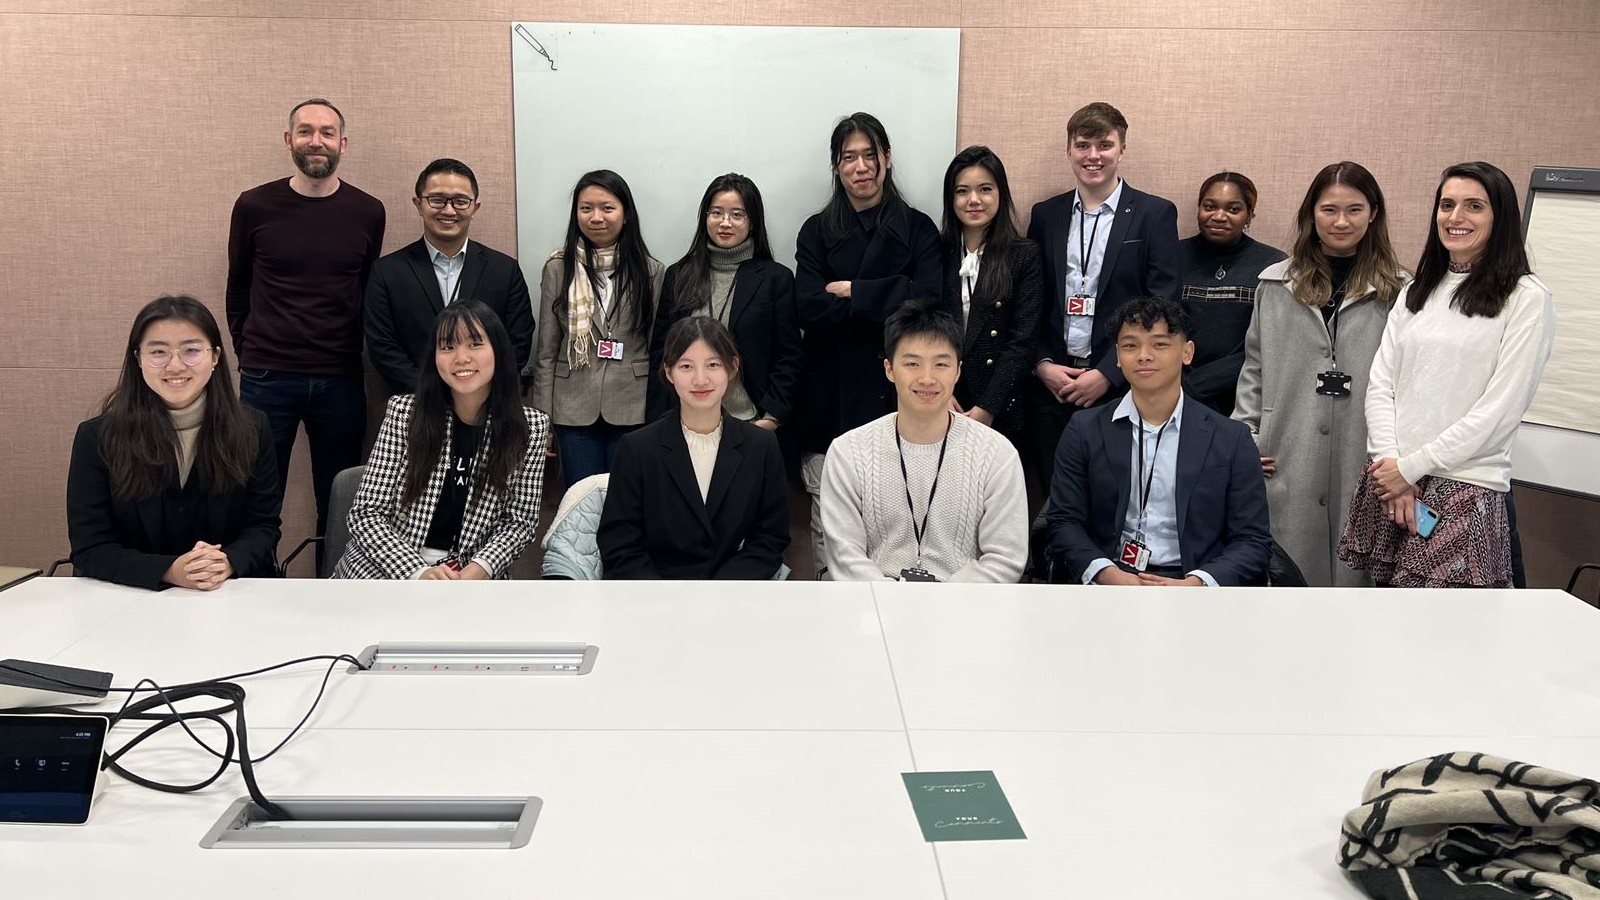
[1234,162,1406,587]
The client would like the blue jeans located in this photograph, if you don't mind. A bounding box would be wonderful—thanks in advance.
[555,421,635,489]
[239,369,366,553]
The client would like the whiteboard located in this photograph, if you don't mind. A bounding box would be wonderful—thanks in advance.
[510,22,960,321]
[1514,167,1600,498]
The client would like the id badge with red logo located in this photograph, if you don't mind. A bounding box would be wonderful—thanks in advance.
[596,340,625,360]
[1066,295,1096,317]
[1120,539,1151,572]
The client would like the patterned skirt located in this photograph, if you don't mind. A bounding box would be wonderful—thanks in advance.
[1336,471,1512,588]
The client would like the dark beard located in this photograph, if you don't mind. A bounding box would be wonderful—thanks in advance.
[293,149,339,179]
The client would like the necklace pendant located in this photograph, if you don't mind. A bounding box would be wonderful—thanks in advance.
[1213,265,1227,281]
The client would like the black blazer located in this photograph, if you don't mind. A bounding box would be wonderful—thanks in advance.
[793,201,942,453]
[597,413,790,579]
[939,239,1046,437]
[66,410,283,589]
[1045,395,1270,586]
[1027,183,1181,388]
[646,258,804,425]
[364,238,535,394]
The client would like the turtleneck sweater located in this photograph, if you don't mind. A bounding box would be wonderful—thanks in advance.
[707,240,758,421]
[169,393,206,487]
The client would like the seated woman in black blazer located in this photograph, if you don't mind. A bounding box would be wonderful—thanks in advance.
[939,146,1044,443]
[647,172,802,430]
[67,295,281,590]
[335,301,551,580]
[600,315,789,579]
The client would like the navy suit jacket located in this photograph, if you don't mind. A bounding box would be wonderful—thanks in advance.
[1027,183,1181,388]
[364,238,535,394]
[1045,395,1270,586]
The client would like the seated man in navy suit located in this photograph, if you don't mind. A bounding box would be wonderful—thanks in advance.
[1046,296,1269,586]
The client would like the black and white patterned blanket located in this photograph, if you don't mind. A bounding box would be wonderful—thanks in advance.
[1339,752,1600,899]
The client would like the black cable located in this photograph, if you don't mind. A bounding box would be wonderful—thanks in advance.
[4,652,369,820]
[0,654,367,695]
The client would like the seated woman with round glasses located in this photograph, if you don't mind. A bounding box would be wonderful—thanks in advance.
[67,296,282,590]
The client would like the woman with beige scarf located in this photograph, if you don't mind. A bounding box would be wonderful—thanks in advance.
[530,169,664,489]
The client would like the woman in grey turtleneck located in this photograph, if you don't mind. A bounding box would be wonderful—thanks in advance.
[646,173,802,432]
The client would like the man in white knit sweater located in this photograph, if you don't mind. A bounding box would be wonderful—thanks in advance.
[820,302,1029,582]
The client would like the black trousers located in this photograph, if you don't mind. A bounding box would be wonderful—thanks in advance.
[1025,377,1118,514]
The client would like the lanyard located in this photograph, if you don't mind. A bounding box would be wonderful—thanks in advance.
[896,417,952,561]
[1074,204,1106,298]
[597,270,624,337]
[1325,264,1359,367]
[1134,415,1172,540]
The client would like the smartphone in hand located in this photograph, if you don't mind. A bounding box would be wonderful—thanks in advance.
[1415,500,1441,539]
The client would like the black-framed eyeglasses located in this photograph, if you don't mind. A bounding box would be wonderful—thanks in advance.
[422,195,476,210]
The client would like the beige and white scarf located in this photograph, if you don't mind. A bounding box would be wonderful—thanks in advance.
[553,245,617,370]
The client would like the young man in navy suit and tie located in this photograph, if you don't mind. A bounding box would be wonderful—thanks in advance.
[364,158,535,395]
[1026,102,1181,504]
[1046,297,1270,586]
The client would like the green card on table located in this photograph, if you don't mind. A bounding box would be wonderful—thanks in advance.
[901,770,1026,842]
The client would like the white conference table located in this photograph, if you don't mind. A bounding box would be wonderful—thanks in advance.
[0,578,148,662]
[1,727,943,899]
[875,583,1600,737]
[30,577,905,732]
[4,577,1598,899]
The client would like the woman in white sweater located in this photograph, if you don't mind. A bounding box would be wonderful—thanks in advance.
[1338,162,1555,587]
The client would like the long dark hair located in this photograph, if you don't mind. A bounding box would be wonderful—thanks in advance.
[672,173,774,317]
[821,112,905,239]
[940,145,1023,309]
[99,296,257,500]
[1408,161,1530,318]
[556,169,653,338]
[400,301,530,511]
[1288,161,1404,309]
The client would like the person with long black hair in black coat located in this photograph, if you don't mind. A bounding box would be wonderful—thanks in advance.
[67,296,281,590]
[793,112,941,577]
[938,145,1045,446]
[647,173,801,431]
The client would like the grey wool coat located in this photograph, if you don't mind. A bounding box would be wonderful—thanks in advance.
[1233,259,1401,587]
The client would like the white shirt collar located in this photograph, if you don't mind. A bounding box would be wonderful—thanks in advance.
[424,236,470,262]
[1074,178,1125,215]
[1112,388,1184,429]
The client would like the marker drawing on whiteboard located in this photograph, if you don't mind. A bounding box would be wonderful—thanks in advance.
[514,25,558,71]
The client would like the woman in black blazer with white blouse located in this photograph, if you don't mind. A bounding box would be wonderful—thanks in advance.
[939,145,1045,440]
[334,301,550,580]
[601,316,789,579]
[647,173,802,430]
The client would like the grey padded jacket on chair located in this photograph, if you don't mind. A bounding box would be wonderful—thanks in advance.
[541,474,609,580]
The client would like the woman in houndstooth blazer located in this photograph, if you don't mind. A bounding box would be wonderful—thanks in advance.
[334,301,550,580]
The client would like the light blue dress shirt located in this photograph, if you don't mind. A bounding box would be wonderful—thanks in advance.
[1083,390,1218,587]
[1063,179,1124,358]
[426,237,469,306]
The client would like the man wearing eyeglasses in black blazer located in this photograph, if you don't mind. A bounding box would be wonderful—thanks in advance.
[365,158,535,395]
